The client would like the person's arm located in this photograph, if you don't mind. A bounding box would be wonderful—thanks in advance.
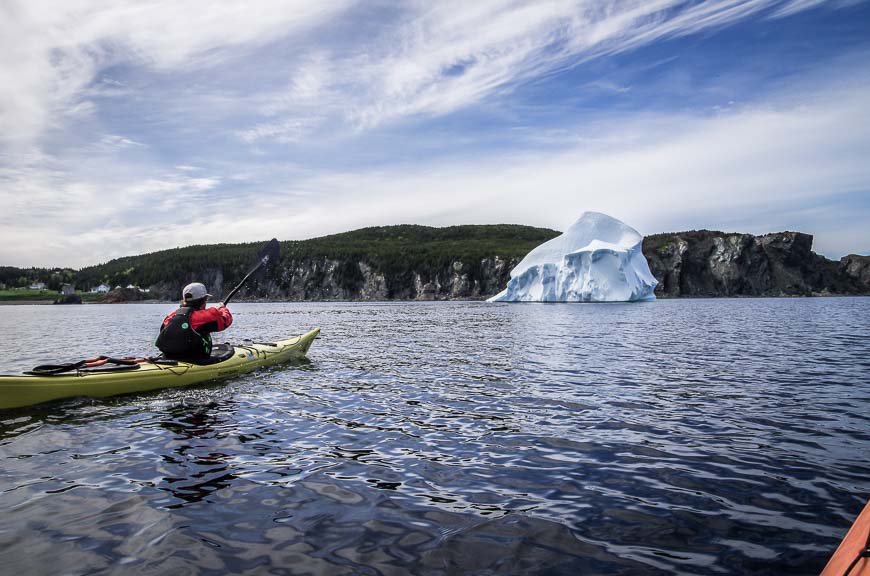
[216,305,233,330]
[191,306,233,333]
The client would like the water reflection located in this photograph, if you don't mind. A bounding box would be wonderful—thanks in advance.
[0,299,868,574]
[157,404,237,509]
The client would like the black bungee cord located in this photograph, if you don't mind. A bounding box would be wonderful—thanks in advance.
[841,525,870,576]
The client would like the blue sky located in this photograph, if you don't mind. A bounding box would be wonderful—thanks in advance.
[1,0,869,267]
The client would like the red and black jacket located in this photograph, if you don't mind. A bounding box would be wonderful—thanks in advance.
[156,306,233,359]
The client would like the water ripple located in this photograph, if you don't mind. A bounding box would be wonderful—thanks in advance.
[0,298,868,574]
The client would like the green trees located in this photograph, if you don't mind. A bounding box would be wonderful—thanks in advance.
[0,266,76,289]
[1,224,560,299]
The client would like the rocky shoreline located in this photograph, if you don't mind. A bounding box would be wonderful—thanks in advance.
[644,231,869,298]
[4,230,868,303]
[106,230,868,302]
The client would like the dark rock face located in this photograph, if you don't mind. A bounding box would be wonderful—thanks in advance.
[138,233,867,301]
[840,254,870,287]
[269,256,516,301]
[105,287,145,303]
[643,231,870,298]
[148,256,518,302]
[53,294,82,305]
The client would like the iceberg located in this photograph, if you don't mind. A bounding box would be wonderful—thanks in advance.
[488,212,658,302]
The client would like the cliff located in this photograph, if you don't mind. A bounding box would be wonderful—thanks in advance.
[643,231,870,298]
[144,231,868,301]
[105,287,146,303]
[4,225,868,302]
[103,225,559,302]
[147,255,517,302]
[53,294,82,304]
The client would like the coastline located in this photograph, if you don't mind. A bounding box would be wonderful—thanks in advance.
[1,293,869,306]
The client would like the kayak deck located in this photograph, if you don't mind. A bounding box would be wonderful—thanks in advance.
[822,500,870,576]
[0,328,320,410]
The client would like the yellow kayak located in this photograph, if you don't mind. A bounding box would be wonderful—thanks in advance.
[0,328,320,410]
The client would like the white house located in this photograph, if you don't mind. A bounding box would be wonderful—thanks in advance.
[29,282,46,290]
[90,283,110,293]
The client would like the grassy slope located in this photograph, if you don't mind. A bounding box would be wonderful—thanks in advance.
[0,290,105,303]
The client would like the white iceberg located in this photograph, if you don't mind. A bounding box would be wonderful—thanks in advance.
[488,212,658,302]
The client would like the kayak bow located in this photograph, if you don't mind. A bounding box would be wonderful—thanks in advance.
[0,328,320,410]
[822,500,870,576]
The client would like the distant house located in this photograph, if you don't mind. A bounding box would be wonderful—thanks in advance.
[60,283,75,295]
[29,282,46,290]
[90,283,110,293]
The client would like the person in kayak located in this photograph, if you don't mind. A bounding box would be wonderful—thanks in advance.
[156,282,233,359]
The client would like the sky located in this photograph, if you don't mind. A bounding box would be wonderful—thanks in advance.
[1,0,869,268]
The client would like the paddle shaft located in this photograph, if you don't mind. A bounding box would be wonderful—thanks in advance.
[213,238,279,307]
[222,259,266,306]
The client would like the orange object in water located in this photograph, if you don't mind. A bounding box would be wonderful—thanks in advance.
[821,500,870,576]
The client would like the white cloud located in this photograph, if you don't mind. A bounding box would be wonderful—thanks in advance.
[0,0,851,149]
[0,152,228,265]
[237,117,323,144]
[224,0,826,143]
[0,1,868,267]
[259,54,334,117]
[2,66,869,266]
[769,0,829,18]
[0,0,357,147]
[96,134,146,151]
[255,75,870,259]
[324,0,839,132]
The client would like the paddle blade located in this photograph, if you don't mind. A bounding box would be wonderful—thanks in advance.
[242,239,280,276]
[223,239,282,305]
[260,238,280,267]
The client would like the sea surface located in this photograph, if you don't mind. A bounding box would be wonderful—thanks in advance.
[0,299,868,575]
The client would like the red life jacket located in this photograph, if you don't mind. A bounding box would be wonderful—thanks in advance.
[156,305,233,358]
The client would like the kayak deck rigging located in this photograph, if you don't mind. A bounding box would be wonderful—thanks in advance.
[0,327,320,410]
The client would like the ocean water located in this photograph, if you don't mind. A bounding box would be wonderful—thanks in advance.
[0,298,868,575]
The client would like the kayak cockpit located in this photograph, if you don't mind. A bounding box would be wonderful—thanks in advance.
[159,343,236,366]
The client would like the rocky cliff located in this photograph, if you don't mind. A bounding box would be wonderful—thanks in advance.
[643,231,870,298]
[143,232,869,301]
[148,256,518,302]
[105,287,147,303]
[53,294,82,305]
[77,225,869,302]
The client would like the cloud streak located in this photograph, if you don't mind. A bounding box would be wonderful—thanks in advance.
[255,0,863,135]
[0,0,854,148]
[0,0,868,267]
[0,0,356,146]
[268,74,870,257]
[3,63,868,266]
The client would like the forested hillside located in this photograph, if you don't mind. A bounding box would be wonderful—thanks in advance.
[5,225,866,301]
[2,225,560,300]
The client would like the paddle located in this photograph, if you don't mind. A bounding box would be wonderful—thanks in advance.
[221,238,280,306]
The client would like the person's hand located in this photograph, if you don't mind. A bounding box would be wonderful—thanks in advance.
[218,302,227,309]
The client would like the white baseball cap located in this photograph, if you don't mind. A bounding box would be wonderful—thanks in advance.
[182,282,212,301]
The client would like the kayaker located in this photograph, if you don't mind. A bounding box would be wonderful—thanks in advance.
[156,282,233,359]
